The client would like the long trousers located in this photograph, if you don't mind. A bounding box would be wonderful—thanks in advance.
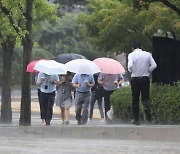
[37,89,43,119]
[75,91,91,124]
[40,91,55,124]
[130,76,150,121]
[89,93,104,119]
[103,89,115,118]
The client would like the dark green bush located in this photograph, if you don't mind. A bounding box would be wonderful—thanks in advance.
[111,82,180,124]
[111,87,132,121]
[150,83,180,124]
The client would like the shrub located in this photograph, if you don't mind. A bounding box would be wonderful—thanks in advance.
[111,87,132,121]
[150,82,180,124]
[111,82,180,124]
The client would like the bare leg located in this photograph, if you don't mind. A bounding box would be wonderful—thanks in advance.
[64,107,70,125]
[60,107,65,124]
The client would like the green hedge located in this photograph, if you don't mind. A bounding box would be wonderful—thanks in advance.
[111,83,180,124]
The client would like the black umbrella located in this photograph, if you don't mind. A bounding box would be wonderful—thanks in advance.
[54,53,87,64]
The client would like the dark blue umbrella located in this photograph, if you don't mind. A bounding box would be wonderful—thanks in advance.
[54,53,87,64]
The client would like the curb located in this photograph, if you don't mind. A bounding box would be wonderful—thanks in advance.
[0,125,179,142]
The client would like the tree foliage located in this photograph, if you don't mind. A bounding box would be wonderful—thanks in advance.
[0,0,58,125]
[78,0,150,53]
[33,13,105,60]
[9,47,54,86]
[78,0,180,54]
[0,0,58,85]
[54,0,87,6]
[133,0,180,15]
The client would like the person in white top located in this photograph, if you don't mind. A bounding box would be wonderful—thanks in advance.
[128,42,157,125]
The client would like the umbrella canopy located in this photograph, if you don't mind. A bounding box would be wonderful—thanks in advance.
[26,59,46,73]
[34,60,67,75]
[54,53,87,64]
[93,57,125,74]
[65,59,100,74]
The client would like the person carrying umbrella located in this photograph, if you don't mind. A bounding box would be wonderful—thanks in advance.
[88,73,104,122]
[55,72,74,125]
[98,73,124,124]
[72,73,95,125]
[34,72,44,125]
[36,72,59,126]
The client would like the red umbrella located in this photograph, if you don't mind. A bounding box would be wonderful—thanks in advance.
[93,57,125,74]
[26,59,46,73]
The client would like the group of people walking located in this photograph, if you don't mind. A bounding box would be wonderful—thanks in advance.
[35,71,123,126]
[35,41,157,126]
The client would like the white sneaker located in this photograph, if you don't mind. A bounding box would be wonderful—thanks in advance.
[107,109,114,120]
[88,118,92,122]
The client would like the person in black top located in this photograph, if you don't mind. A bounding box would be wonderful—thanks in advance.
[89,73,104,122]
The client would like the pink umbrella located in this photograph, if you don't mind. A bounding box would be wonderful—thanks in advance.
[93,57,125,74]
[26,59,46,73]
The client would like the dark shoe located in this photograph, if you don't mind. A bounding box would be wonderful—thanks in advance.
[64,121,69,125]
[46,120,51,126]
[46,123,51,126]
[145,108,151,122]
[132,119,140,125]
[81,121,87,125]
[77,120,81,125]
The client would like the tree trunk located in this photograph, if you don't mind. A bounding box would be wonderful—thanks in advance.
[19,39,32,126]
[1,40,15,123]
[159,0,180,15]
[19,0,33,126]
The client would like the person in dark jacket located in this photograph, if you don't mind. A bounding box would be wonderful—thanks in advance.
[89,73,104,122]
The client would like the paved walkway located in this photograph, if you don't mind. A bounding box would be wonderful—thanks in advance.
[0,89,180,153]
[0,101,179,154]
[0,137,179,154]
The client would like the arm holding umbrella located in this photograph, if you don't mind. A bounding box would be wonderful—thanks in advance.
[72,83,81,88]
[98,79,104,86]
[55,75,66,87]
[114,74,124,87]
[84,81,94,88]
[85,74,95,88]
[97,73,104,86]
[56,73,73,87]
[36,73,45,86]
[72,81,94,88]
[48,79,59,86]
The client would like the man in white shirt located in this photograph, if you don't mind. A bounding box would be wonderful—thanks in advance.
[128,42,157,125]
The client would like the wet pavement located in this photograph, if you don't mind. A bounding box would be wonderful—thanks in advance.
[0,106,179,154]
[0,88,180,153]
[0,137,179,154]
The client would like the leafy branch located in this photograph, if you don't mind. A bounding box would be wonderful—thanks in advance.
[0,1,21,35]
